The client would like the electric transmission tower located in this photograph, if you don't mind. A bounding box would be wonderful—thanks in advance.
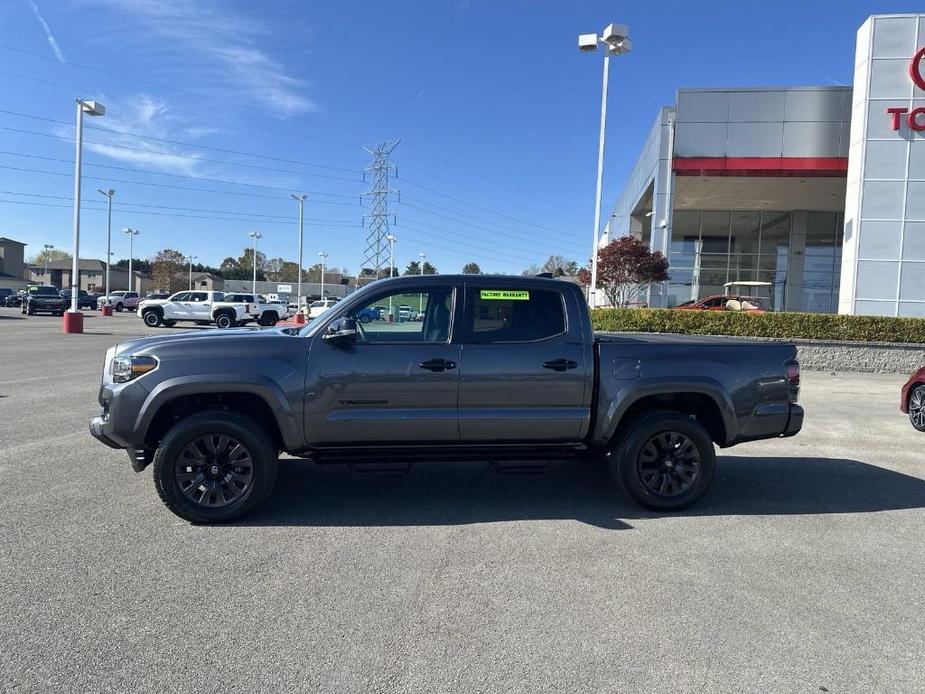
[357,140,400,286]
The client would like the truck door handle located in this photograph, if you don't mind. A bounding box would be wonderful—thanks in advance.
[543,359,578,371]
[419,358,457,372]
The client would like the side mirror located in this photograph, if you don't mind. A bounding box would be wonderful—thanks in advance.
[323,317,358,345]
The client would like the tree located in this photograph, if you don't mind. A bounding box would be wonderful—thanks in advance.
[564,260,580,276]
[114,258,151,274]
[219,248,268,281]
[541,255,574,277]
[404,260,438,276]
[150,249,186,293]
[583,236,670,308]
[521,264,541,277]
[30,248,70,266]
[462,262,482,274]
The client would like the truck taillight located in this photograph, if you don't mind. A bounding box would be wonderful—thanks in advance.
[786,361,800,403]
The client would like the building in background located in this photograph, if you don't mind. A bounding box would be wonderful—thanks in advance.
[0,237,28,291]
[29,258,150,294]
[609,13,924,316]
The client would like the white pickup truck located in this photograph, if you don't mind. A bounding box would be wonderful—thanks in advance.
[221,293,289,327]
[137,291,251,329]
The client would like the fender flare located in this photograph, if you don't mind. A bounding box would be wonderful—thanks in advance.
[595,377,738,447]
[136,374,301,450]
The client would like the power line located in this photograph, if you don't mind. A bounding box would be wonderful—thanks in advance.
[0,125,361,183]
[0,150,359,203]
[0,108,358,173]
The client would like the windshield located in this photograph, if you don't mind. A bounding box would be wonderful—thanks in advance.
[32,286,59,296]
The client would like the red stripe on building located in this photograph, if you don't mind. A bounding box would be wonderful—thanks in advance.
[673,157,848,177]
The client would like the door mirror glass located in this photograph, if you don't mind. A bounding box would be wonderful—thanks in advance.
[323,317,358,345]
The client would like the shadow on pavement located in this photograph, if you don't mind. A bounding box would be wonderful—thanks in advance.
[241,455,925,529]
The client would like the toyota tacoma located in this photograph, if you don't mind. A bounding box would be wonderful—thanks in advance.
[90,275,804,523]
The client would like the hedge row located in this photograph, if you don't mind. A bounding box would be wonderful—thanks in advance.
[590,308,925,344]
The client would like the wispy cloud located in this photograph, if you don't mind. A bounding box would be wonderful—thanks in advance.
[87,0,314,117]
[26,0,65,63]
[55,95,205,175]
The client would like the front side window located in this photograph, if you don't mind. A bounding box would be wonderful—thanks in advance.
[349,287,453,344]
[467,288,565,343]
[171,292,190,302]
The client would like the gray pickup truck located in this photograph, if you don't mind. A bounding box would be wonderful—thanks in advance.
[90,275,803,523]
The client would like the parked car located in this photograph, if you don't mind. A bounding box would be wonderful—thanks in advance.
[306,298,339,319]
[4,290,25,307]
[137,291,251,329]
[90,274,804,523]
[0,287,13,305]
[221,293,289,326]
[60,289,98,310]
[356,307,381,324]
[98,291,141,312]
[22,285,68,315]
[900,366,925,432]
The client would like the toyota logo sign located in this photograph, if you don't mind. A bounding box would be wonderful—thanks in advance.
[912,47,925,91]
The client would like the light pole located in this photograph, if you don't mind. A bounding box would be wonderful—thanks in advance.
[65,98,105,333]
[290,194,306,323]
[578,23,631,308]
[97,188,114,313]
[42,244,53,280]
[186,255,197,290]
[248,231,262,294]
[318,251,328,300]
[418,251,426,311]
[386,234,396,319]
[123,228,139,291]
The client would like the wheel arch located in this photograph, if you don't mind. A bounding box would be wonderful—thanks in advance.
[138,376,301,452]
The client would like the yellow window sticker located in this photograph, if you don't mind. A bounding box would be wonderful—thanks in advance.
[480,290,530,301]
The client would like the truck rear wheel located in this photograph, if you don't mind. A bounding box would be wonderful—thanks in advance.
[152,410,279,523]
[214,311,235,329]
[610,411,715,511]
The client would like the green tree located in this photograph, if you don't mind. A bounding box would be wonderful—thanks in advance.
[462,262,482,274]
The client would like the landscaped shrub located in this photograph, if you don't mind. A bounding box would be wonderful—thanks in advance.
[590,308,925,344]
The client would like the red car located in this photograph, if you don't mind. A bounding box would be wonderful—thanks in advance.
[900,367,925,431]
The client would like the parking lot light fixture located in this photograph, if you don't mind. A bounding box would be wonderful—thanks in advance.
[97,189,115,313]
[186,255,197,290]
[318,251,328,299]
[65,99,105,333]
[42,244,54,279]
[123,228,139,292]
[248,231,262,294]
[578,23,631,308]
[290,194,307,323]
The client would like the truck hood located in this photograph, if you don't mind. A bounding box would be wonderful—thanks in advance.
[115,326,299,357]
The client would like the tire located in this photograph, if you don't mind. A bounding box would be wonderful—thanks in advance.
[25,307,33,316]
[115,303,124,312]
[610,411,716,511]
[142,310,163,327]
[260,312,278,327]
[163,320,177,327]
[152,410,279,523]
[214,312,235,329]
[909,385,925,432]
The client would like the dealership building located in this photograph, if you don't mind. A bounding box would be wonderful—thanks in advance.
[609,13,925,315]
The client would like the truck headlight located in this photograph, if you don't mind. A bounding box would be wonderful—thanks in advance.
[112,355,158,383]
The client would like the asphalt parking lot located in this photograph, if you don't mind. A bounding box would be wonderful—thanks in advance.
[1,308,923,694]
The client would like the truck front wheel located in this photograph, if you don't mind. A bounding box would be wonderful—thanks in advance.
[152,410,279,523]
[611,411,715,511]
[142,309,163,327]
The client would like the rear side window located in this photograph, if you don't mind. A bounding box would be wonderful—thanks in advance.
[467,288,565,343]
[189,292,208,302]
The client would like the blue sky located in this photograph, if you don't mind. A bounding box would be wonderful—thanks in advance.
[0,0,915,275]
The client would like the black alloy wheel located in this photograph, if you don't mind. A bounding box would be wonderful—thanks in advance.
[143,310,162,327]
[910,385,925,432]
[636,431,701,498]
[175,434,255,509]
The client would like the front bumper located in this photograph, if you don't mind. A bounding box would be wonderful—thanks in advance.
[89,414,121,449]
